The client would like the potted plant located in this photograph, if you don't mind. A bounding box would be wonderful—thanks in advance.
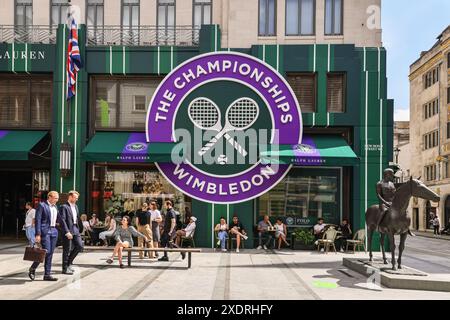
[291,228,316,250]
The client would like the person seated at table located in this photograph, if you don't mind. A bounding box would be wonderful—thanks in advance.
[80,214,92,233]
[106,216,148,268]
[229,215,248,253]
[335,218,352,251]
[274,218,290,250]
[214,217,229,252]
[89,214,99,228]
[256,215,274,250]
[313,218,326,240]
[99,213,117,246]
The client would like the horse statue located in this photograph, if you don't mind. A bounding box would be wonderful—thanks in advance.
[365,176,440,270]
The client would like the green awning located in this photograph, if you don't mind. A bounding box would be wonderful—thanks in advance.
[260,135,359,166]
[0,130,47,160]
[82,132,181,163]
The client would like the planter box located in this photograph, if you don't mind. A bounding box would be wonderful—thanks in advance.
[290,234,315,250]
[291,241,316,250]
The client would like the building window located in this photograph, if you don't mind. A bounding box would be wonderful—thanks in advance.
[423,130,439,150]
[122,0,140,45]
[424,164,436,181]
[286,73,316,113]
[51,0,70,26]
[259,0,276,36]
[89,164,191,220]
[133,95,146,112]
[193,0,212,28]
[424,66,439,89]
[15,0,33,27]
[447,87,450,104]
[447,122,450,139]
[0,76,52,129]
[423,98,439,119]
[325,0,343,35]
[286,0,315,36]
[445,162,450,179]
[87,0,104,29]
[327,73,345,113]
[93,77,161,130]
[258,168,341,226]
[157,0,176,45]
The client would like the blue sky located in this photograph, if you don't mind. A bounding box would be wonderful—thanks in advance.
[382,0,450,121]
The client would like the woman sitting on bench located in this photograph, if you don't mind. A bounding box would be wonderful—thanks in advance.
[106,215,148,268]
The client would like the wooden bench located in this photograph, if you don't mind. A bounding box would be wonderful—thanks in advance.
[82,246,202,268]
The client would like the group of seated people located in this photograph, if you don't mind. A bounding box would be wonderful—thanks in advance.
[214,215,291,252]
[313,217,353,251]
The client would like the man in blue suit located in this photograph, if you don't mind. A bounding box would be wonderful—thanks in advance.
[29,191,60,281]
[59,190,84,275]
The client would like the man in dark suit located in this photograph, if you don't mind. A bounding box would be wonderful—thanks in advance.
[29,191,60,281]
[59,190,84,275]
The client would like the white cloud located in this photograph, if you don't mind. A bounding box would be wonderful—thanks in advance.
[394,109,410,121]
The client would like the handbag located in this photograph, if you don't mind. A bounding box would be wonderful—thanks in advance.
[23,245,47,263]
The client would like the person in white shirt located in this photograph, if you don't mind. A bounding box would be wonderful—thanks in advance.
[274,218,290,250]
[80,214,92,232]
[59,190,83,275]
[149,201,162,255]
[175,216,197,247]
[29,191,60,282]
[24,202,36,247]
[99,213,117,246]
[313,218,326,240]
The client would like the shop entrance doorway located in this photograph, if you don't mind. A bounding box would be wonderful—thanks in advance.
[0,171,32,237]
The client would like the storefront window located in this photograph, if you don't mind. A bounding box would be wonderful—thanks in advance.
[258,168,341,226]
[0,76,52,129]
[93,78,160,130]
[90,165,191,221]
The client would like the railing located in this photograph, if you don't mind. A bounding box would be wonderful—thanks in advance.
[0,25,57,44]
[87,25,200,46]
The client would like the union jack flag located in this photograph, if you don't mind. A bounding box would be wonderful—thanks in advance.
[66,18,82,100]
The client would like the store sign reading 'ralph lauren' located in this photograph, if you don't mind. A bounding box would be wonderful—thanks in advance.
[146,52,303,204]
[0,50,45,60]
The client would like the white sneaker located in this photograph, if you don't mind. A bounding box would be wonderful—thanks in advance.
[236,248,240,253]
[221,248,227,252]
[242,235,248,240]
[256,245,262,250]
[263,245,268,250]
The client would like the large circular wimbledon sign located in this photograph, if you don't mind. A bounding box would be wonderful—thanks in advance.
[146,52,302,204]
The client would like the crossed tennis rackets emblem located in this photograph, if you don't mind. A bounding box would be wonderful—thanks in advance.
[188,97,260,158]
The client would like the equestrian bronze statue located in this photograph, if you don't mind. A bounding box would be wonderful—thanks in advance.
[365,175,440,270]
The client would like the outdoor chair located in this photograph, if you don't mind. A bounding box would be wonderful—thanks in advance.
[181,228,196,248]
[345,229,366,253]
[81,229,92,246]
[229,233,245,250]
[317,227,338,254]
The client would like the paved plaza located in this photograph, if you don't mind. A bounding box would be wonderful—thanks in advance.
[0,236,449,300]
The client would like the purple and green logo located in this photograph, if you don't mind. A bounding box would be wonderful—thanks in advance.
[146,52,302,204]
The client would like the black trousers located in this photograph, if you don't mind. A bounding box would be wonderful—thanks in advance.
[434,226,440,235]
[62,228,84,270]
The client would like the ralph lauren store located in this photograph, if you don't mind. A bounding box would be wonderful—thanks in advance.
[0,25,393,248]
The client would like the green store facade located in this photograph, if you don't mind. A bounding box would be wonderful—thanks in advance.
[0,24,393,249]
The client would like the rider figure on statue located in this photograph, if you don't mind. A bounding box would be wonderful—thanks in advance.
[376,168,396,231]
